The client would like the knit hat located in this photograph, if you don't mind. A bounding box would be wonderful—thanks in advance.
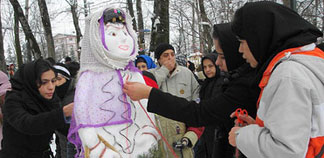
[154,43,174,60]
[0,71,11,96]
[53,65,71,80]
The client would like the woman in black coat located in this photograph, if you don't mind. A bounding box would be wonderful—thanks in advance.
[194,53,225,158]
[123,23,260,158]
[0,59,73,158]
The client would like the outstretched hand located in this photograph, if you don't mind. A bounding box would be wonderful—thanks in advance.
[122,81,152,101]
[230,111,256,127]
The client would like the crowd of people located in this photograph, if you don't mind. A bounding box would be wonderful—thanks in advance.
[124,1,324,158]
[0,1,323,158]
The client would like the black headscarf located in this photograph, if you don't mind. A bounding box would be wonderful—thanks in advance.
[213,23,245,72]
[56,80,71,100]
[201,53,220,79]
[10,59,59,111]
[232,1,323,84]
[199,53,222,99]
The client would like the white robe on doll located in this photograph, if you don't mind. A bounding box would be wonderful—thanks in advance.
[68,8,159,158]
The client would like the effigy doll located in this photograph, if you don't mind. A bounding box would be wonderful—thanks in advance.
[68,7,159,158]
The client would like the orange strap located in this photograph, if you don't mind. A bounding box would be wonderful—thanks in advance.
[306,136,324,158]
[257,47,324,109]
[255,47,324,158]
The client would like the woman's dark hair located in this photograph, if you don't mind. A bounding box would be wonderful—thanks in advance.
[212,24,223,48]
[45,57,56,65]
[212,25,219,39]
[35,59,57,87]
[135,57,146,67]
[66,61,80,78]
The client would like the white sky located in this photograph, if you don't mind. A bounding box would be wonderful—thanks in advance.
[49,0,155,36]
[1,0,155,55]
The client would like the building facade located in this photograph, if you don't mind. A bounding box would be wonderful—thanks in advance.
[53,34,79,62]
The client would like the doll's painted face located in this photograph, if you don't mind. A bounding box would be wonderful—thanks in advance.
[104,22,134,57]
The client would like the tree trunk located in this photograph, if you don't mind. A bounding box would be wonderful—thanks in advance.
[282,0,296,10]
[0,0,6,72]
[25,0,32,62]
[149,0,169,53]
[9,0,42,59]
[313,0,318,26]
[195,0,203,55]
[136,0,145,49]
[70,0,82,60]
[83,0,88,17]
[191,2,196,52]
[198,0,212,55]
[179,11,187,54]
[126,0,137,31]
[37,0,55,59]
[14,12,23,67]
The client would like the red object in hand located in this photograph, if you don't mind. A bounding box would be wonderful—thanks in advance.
[235,108,248,126]
[234,108,248,158]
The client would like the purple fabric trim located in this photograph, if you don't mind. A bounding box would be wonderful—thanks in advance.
[68,70,136,157]
[100,16,109,50]
[125,61,142,74]
[116,70,132,119]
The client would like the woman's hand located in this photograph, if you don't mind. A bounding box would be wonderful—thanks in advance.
[230,111,256,126]
[63,102,74,117]
[228,126,241,147]
[122,81,152,101]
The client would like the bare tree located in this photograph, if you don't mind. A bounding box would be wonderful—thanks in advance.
[66,0,82,59]
[322,0,324,31]
[0,0,6,72]
[194,0,203,55]
[298,0,323,31]
[198,0,212,54]
[83,0,88,17]
[9,0,42,59]
[14,11,23,67]
[25,0,32,62]
[191,2,197,52]
[126,0,138,31]
[37,0,55,59]
[136,0,145,49]
[149,0,170,52]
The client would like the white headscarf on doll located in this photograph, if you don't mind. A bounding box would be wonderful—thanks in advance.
[80,7,138,73]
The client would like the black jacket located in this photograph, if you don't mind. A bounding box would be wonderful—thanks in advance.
[195,54,225,158]
[0,90,65,158]
[0,60,66,158]
[148,23,259,158]
[56,78,76,136]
